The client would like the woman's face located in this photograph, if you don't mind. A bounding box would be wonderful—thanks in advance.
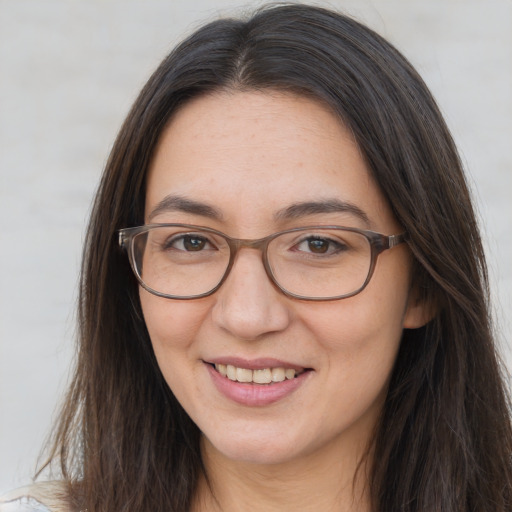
[141,91,425,467]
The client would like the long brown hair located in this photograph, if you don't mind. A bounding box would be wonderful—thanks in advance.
[40,4,512,511]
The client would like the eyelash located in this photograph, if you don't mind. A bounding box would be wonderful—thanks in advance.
[292,236,347,256]
[164,234,216,252]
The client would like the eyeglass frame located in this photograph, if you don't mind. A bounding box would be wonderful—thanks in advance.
[118,223,407,301]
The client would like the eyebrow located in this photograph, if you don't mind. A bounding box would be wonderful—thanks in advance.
[148,195,370,227]
[274,199,371,226]
[148,195,224,222]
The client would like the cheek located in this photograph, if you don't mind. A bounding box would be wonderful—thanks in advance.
[310,292,406,395]
[303,288,408,350]
[139,292,215,414]
[139,290,209,361]
[298,262,411,380]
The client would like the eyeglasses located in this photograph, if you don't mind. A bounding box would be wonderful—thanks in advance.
[118,224,407,301]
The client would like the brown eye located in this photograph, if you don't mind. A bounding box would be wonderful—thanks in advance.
[164,234,212,252]
[294,236,345,256]
[307,238,329,253]
[183,236,207,251]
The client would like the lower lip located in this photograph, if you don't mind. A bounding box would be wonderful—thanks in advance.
[206,364,311,406]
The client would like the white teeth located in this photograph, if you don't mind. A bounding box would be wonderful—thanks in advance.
[271,367,285,382]
[214,364,300,384]
[253,368,272,384]
[226,364,237,380]
[236,367,253,383]
[285,368,296,380]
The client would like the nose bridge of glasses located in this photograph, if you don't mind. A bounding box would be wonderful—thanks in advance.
[224,236,273,288]
[226,236,273,278]
[204,236,272,302]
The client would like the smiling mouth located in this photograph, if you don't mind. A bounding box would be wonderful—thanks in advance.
[212,363,309,384]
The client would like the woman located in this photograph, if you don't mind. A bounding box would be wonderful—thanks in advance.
[2,3,511,511]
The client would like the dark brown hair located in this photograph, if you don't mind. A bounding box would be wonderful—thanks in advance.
[41,4,512,511]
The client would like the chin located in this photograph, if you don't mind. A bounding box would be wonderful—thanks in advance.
[202,430,307,466]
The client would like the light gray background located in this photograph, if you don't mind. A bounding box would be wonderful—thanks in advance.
[1,0,511,493]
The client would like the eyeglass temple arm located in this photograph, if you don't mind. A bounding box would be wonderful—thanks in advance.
[118,230,130,249]
[387,233,408,248]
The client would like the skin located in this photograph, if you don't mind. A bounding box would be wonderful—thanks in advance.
[141,91,428,511]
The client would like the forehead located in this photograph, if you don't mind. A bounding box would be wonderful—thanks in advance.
[145,91,397,233]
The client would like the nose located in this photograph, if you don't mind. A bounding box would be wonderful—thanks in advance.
[211,248,291,341]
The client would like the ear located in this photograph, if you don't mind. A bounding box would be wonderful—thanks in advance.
[403,285,436,329]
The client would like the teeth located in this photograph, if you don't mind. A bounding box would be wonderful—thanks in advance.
[271,367,285,382]
[253,368,272,384]
[226,364,237,380]
[236,367,253,383]
[285,368,295,380]
[215,364,301,384]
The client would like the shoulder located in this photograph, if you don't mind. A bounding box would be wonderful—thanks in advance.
[0,482,72,512]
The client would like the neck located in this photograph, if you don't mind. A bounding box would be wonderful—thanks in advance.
[191,435,373,512]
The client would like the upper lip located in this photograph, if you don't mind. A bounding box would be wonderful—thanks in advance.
[205,357,309,371]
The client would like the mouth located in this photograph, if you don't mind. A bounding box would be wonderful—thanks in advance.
[209,362,310,385]
[205,359,313,406]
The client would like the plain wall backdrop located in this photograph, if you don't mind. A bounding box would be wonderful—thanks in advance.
[1,0,511,493]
